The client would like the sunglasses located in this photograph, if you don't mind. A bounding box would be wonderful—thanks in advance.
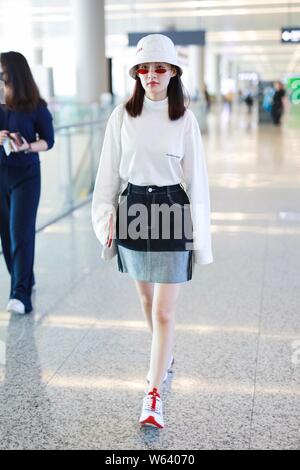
[136,66,170,75]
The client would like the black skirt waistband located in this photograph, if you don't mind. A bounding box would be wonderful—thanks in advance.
[127,182,182,195]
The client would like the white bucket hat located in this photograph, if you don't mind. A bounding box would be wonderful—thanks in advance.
[129,34,183,79]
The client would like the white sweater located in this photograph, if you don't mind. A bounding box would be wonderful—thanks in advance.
[92,95,213,265]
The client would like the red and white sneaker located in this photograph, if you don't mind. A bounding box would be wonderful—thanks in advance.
[139,388,164,429]
[146,356,174,383]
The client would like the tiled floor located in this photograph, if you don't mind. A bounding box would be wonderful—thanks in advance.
[0,103,299,450]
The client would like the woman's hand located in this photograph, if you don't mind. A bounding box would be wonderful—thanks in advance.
[9,133,30,153]
[106,213,114,248]
[0,130,9,145]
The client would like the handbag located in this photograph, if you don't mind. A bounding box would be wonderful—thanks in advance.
[101,242,117,260]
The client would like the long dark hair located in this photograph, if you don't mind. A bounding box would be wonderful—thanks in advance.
[125,66,189,121]
[0,51,46,112]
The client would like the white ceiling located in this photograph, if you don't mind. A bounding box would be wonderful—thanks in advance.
[0,0,299,80]
[105,0,300,79]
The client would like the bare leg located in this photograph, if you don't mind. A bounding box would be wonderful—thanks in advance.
[148,283,181,392]
[134,280,154,333]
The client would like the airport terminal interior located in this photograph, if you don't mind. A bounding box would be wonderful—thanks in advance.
[0,0,300,450]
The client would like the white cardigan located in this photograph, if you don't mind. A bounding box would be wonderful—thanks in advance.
[92,95,213,265]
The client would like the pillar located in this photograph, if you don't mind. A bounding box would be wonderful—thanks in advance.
[74,0,109,103]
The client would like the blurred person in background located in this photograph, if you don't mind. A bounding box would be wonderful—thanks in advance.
[203,83,212,112]
[0,52,54,315]
[224,89,234,112]
[271,81,286,125]
[244,90,254,114]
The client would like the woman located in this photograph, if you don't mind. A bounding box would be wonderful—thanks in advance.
[92,34,213,429]
[271,81,286,125]
[0,51,55,315]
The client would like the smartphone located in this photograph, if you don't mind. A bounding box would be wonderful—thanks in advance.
[10,132,24,147]
[2,136,12,156]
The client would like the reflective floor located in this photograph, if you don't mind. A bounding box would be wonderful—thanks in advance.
[0,103,299,450]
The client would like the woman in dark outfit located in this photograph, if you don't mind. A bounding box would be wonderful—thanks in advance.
[0,51,55,315]
[271,81,286,125]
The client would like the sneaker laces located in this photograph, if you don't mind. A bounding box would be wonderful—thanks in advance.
[144,388,161,413]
